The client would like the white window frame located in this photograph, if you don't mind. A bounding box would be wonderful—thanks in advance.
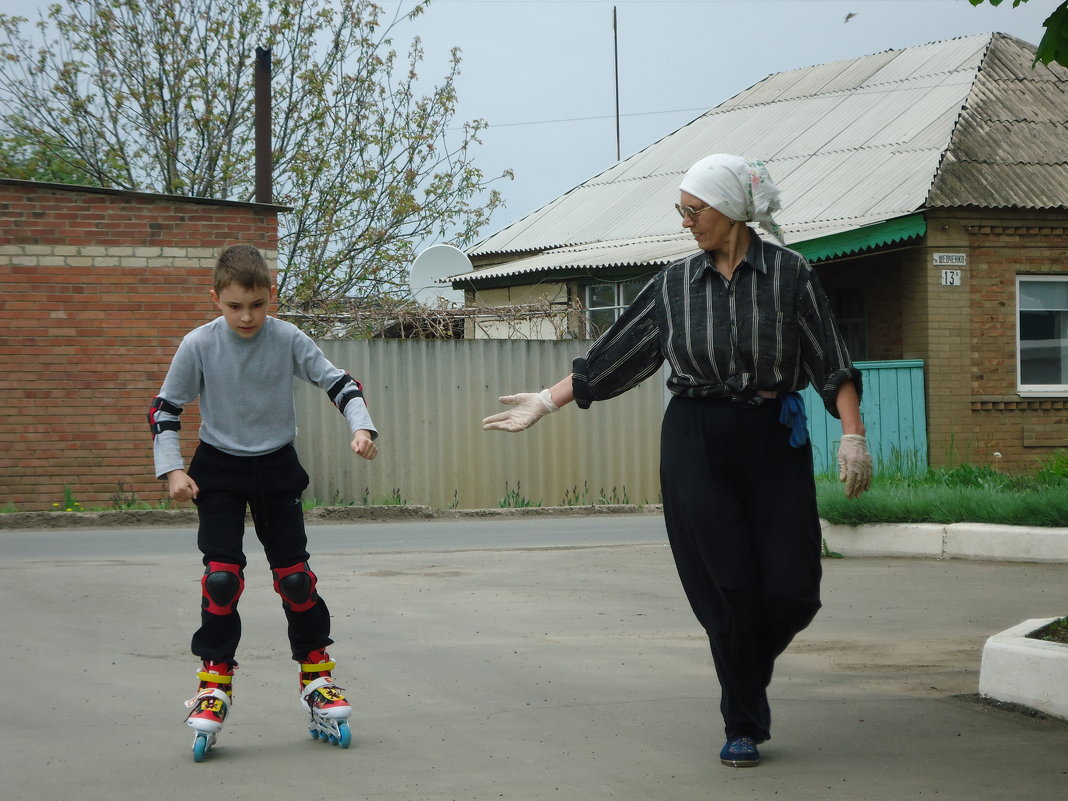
[584,278,648,338]
[1016,275,1068,397]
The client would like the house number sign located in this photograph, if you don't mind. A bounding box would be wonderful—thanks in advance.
[933,253,965,286]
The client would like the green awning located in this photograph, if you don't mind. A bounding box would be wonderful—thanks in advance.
[792,213,926,262]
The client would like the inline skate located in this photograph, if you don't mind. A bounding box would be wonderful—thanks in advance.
[184,660,235,762]
[299,648,352,748]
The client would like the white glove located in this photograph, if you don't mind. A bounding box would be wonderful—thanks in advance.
[482,390,558,433]
[838,434,873,499]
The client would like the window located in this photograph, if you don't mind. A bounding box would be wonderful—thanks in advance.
[1018,276,1068,394]
[584,278,649,337]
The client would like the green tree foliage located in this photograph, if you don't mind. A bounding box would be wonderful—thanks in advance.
[969,0,1068,67]
[0,0,510,309]
[0,129,96,184]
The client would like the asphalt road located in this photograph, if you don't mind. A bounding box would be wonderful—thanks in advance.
[0,515,669,559]
[2,515,1066,801]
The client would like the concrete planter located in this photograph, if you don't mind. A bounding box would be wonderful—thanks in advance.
[979,617,1068,721]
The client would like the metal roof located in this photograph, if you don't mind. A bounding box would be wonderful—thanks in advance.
[455,33,1068,284]
[454,234,696,284]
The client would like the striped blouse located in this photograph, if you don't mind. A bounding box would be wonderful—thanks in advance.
[571,229,861,417]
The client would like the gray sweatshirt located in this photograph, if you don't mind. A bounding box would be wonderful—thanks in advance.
[152,316,376,478]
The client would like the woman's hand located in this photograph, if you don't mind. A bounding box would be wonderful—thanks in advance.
[482,390,558,433]
[838,434,873,498]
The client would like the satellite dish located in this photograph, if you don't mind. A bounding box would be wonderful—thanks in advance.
[408,244,471,306]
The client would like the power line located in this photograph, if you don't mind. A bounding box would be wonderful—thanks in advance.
[474,105,708,130]
[432,1,962,4]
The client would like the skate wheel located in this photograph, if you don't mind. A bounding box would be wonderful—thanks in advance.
[192,733,209,762]
[309,728,320,740]
[338,722,352,749]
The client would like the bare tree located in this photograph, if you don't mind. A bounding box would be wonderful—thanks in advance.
[278,295,583,340]
[0,0,510,308]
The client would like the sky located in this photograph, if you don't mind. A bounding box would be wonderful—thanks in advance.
[0,0,1059,242]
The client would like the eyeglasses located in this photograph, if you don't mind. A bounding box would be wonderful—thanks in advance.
[675,203,715,221]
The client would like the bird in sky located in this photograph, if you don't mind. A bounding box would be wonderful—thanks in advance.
[844,12,857,23]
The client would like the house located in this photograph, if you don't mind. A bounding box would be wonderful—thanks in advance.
[449,33,1068,473]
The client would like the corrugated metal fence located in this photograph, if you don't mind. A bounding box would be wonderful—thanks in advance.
[294,340,666,510]
[294,341,926,508]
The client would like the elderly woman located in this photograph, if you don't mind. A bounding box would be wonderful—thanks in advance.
[483,154,872,768]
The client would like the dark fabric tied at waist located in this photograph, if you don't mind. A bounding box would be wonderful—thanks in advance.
[778,391,809,448]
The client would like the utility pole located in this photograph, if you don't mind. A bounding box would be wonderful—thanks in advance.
[613,6,620,161]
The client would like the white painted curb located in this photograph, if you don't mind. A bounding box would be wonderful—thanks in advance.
[944,523,1068,562]
[979,618,1068,721]
[820,521,1068,563]
[820,522,943,558]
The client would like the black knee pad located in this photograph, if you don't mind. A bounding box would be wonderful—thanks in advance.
[201,562,245,615]
[272,561,319,612]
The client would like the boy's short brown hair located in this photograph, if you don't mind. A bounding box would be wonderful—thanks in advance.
[214,245,272,293]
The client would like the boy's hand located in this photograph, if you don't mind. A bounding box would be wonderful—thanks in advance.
[166,469,199,502]
[351,430,378,461]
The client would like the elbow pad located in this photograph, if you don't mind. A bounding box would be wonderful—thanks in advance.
[327,374,364,414]
[148,396,183,437]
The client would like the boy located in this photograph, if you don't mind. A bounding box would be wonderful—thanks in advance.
[149,244,378,759]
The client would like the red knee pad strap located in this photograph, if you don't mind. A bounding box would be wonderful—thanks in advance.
[201,562,245,615]
[272,561,319,613]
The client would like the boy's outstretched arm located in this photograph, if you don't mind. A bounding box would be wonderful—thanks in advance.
[351,429,378,460]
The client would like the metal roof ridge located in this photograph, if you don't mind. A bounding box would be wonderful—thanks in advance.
[929,31,1022,205]
[749,31,991,80]
[725,70,981,106]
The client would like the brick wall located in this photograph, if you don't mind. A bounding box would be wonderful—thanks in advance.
[925,209,1068,472]
[0,180,281,511]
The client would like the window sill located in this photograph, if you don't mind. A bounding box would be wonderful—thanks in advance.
[1017,390,1068,399]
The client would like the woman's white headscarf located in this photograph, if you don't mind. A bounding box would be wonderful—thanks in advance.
[679,154,784,244]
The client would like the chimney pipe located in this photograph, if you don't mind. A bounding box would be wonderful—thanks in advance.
[254,47,272,204]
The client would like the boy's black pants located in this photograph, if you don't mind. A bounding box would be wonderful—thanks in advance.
[660,396,823,744]
[187,442,332,663]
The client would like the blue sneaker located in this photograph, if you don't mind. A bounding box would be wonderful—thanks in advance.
[720,736,761,767]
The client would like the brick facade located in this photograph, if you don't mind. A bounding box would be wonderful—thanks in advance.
[956,209,1068,472]
[0,180,281,511]
[820,208,1068,473]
